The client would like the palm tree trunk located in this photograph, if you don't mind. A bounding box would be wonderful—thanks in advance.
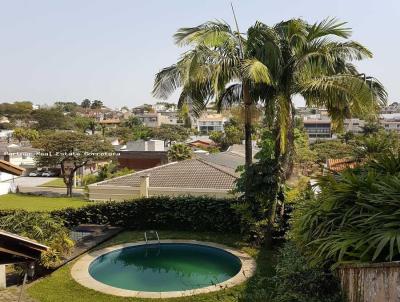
[243,83,252,167]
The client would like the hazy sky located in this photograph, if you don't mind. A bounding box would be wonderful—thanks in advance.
[0,0,399,108]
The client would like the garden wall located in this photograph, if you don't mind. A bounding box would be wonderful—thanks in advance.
[338,262,400,302]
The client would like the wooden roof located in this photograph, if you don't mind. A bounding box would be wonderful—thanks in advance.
[0,230,49,265]
[0,160,25,176]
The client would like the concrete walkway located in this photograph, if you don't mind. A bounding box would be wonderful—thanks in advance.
[0,286,36,302]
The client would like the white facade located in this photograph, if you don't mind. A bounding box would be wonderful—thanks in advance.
[124,140,165,151]
[344,118,365,133]
[197,114,227,134]
[0,130,13,139]
[380,114,400,133]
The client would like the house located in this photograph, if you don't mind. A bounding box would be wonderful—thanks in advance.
[303,118,332,140]
[135,113,169,128]
[0,116,10,124]
[0,144,39,175]
[196,114,227,134]
[344,118,365,134]
[379,114,400,133]
[0,160,25,195]
[99,119,121,129]
[88,158,238,200]
[0,130,13,142]
[187,136,216,149]
[117,140,169,170]
[380,102,400,114]
[88,144,260,201]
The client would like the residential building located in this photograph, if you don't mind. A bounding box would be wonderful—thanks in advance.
[98,119,121,129]
[187,136,216,149]
[136,113,169,128]
[88,158,237,200]
[0,144,39,175]
[381,102,400,114]
[303,118,332,140]
[196,114,227,134]
[117,140,169,170]
[88,144,258,201]
[0,116,10,124]
[344,118,365,134]
[0,130,13,142]
[379,113,400,133]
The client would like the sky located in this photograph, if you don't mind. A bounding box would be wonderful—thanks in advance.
[0,0,399,109]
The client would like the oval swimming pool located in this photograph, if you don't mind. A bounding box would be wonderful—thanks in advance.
[88,243,242,292]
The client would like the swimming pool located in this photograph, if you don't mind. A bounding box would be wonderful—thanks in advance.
[71,240,256,298]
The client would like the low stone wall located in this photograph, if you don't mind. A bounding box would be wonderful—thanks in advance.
[338,262,400,302]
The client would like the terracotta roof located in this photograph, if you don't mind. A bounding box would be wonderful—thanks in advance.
[96,158,237,190]
[327,158,357,172]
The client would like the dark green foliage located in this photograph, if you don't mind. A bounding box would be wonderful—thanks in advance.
[31,107,73,130]
[270,242,343,302]
[294,152,400,266]
[310,140,355,162]
[235,131,282,241]
[239,242,342,302]
[0,211,74,268]
[51,196,241,233]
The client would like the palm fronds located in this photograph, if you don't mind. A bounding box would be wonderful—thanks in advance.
[295,152,400,266]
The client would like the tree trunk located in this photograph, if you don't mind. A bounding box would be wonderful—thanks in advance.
[66,174,74,197]
[243,83,252,167]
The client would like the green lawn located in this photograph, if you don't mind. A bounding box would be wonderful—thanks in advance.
[28,230,275,302]
[0,194,90,211]
[41,178,84,189]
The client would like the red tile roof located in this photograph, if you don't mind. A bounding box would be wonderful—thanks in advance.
[327,158,357,172]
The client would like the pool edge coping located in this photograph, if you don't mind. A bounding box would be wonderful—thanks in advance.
[70,239,257,299]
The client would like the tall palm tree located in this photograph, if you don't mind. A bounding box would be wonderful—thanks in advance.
[153,18,386,176]
[153,21,272,167]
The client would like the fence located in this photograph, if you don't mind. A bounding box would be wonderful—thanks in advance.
[338,262,400,302]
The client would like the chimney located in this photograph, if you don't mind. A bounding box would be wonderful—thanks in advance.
[139,175,149,198]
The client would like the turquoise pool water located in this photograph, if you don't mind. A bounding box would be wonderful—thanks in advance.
[88,243,242,292]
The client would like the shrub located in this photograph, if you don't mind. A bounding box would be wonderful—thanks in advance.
[310,140,355,162]
[294,152,400,266]
[81,174,97,186]
[0,211,74,268]
[238,242,343,302]
[270,242,343,302]
[51,196,241,233]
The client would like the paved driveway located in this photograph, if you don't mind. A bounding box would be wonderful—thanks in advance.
[4,176,57,187]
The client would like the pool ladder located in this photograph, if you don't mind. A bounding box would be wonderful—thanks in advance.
[144,230,160,256]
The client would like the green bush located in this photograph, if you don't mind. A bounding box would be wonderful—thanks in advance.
[310,140,355,162]
[270,242,343,302]
[81,174,98,186]
[51,196,241,233]
[0,211,74,268]
[294,152,400,266]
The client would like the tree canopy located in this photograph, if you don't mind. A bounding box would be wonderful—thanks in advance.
[33,132,114,196]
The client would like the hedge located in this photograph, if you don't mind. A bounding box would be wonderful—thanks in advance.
[42,196,242,233]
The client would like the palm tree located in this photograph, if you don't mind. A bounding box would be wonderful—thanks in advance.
[153,21,272,167]
[153,18,386,177]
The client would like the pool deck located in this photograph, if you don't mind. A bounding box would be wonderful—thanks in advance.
[71,240,256,299]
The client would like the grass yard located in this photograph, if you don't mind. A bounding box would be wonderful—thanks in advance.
[28,230,275,302]
[41,178,84,189]
[0,194,90,211]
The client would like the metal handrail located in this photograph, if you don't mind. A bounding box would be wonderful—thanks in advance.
[144,230,160,245]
